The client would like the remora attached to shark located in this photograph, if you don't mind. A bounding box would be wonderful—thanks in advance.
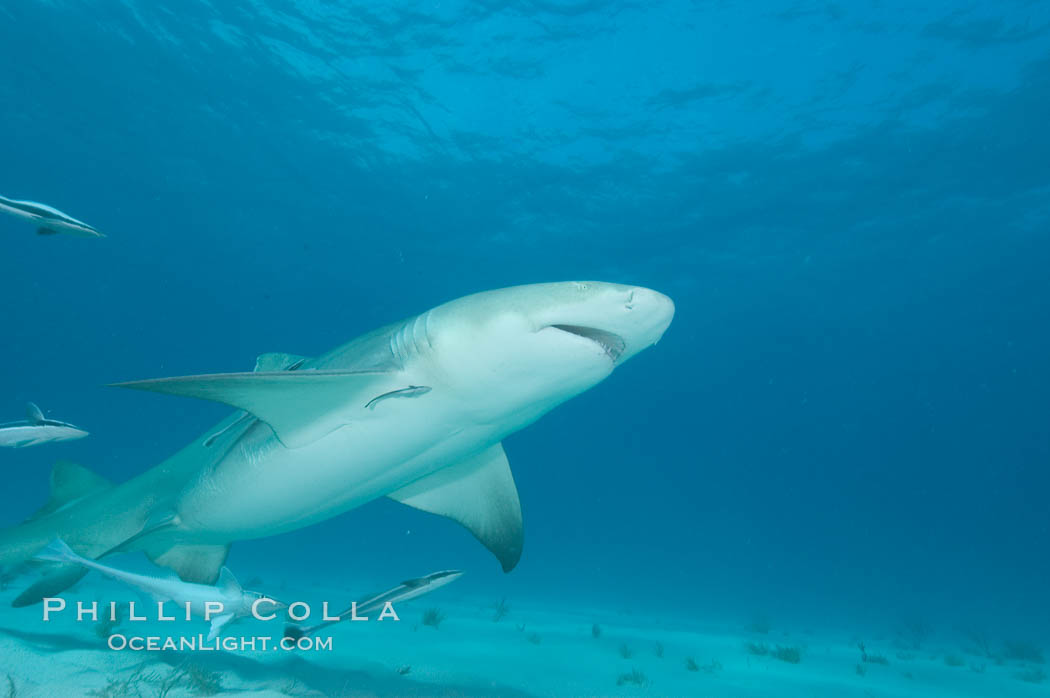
[0,282,674,605]
[34,539,275,640]
[0,195,106,238]
[0,403,89,449]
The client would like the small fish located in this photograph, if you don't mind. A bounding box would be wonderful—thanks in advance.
[203,412,253,448]
[0,194,105,238]
[364,385,432,410]
[34,538,281,641]
[285,569,463,640]
[0,403,88,449]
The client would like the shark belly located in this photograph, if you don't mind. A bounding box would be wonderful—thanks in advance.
[67,281,675,578]
[172,393,508,541]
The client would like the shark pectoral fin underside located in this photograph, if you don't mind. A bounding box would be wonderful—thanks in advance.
[105,510,180,557]
[388,442,523,572]
[149,544,230,585]
[207,613,236,642]
[253,352,310,372]
[110,370,392,449]
[26,461,112,522]
[200,354,311,446]
[145,541,227,583]
[12,564,88,607]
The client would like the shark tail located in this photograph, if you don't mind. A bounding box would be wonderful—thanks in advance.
[0,461,113,570]
[12,538,92,607]
[0,461,132,606]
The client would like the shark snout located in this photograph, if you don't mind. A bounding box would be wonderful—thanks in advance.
[626,286,674,327]
[618,286,675,357]
[540,284,674,365]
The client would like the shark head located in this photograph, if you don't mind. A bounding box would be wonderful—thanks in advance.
[423,281,674,418]
[46,282,676,584]
[108,281,673,448]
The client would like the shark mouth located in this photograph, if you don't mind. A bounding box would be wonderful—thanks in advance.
[549,324,626,362]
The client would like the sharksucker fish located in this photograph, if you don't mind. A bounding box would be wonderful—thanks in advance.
[364,385,432,410]
[34,538,278,640]
[0,403,89,449]
[284,569,463,640]
[0,281,674,606]
[0,194,106,238]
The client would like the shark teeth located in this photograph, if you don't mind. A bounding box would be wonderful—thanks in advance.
[549,325,626,362]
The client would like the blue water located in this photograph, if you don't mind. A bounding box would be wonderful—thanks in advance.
[1,1,1048,695]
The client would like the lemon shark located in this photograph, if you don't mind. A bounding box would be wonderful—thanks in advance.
[0,282,674,606]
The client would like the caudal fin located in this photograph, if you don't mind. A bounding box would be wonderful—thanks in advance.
[0,461,146,607]
[14,539,90,607]
[32,538,82,565]
[12,565,88,608]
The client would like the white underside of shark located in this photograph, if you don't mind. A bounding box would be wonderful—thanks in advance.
[0,282,674,605]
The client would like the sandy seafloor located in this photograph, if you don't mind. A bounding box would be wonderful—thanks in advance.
[0,574,1045,697]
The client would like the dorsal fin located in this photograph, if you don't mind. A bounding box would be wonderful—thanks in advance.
[26,402,45,423]
[217,566,242,594]
[388,442,523,572]
[254,352,309,373]
[26,461,112,522]
[207,612,236,642]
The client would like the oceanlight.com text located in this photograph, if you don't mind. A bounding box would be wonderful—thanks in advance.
[107,634,333,652]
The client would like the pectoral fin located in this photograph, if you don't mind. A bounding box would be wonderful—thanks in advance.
[104,509,180,556]
[207,613,236,641]
[388,443,523,572]
[149,543,230,584]
[199,353,310,447]
[110,370,392,448]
